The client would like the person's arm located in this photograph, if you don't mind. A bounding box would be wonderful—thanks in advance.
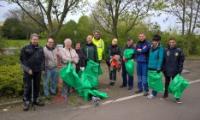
[137,42,151,54]
[73,50,79,64]
[41,48,45,71]
[178,49,185,74]
[157,47,164,71]
[20,47,31,73]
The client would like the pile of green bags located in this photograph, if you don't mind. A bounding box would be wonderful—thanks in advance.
[123,49,135,76]
[169,74,189,99]
[60,60,108,101]
[148,70,164,92]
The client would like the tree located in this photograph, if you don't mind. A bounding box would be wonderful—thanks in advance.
[92,0,153,38]
[154,0,200,35]
[6,0,81,38]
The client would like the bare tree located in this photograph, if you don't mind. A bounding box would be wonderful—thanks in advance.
[92,0,152,38]
[5,0,81,38]
[162,0,200,35]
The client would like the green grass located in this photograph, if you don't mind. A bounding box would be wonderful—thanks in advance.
[0,38,46,48]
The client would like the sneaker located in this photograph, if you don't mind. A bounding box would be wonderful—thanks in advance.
[92,96,100,107]
[147,94,154,99]
[109,82,115,86]
[34,99,45,106]
[23,101,30,111]
[143,92,149,96]
[176,99,182,104]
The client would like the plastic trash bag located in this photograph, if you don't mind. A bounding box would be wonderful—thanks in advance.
[169,74,190,99]
[148,70,164,92]
[125,60,134,76]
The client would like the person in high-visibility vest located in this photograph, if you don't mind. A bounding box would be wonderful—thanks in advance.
[92,31,105,61]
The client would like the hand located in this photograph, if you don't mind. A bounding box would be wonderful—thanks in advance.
[80,67,85,71]
[28,69,33,75]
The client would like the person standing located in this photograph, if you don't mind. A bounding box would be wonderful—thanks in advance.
[135,33,151,96]
[92,31,105,62]
[75,42,86,72]
[57,38,79,99]
[20,33,45,111]
[121,38,135,90]
[147,35,164,99]
[83,35,98,62]
[107,38,121,86]
[43,37,58,99]
[162,38,185,104]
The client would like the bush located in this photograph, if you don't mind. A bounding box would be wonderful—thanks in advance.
[0,64,23,96]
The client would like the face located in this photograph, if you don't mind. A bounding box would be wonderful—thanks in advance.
[94,32,101,40]
[47,38,55,48]
[152,40,159,48]
[86,35,92,43]
[31,36,39,45]
[112,39,117,45]
[168,40,176,48]
[75,43,81,49]
[127,40,133,46]
[138,34,146,42]
[64,40,72,49]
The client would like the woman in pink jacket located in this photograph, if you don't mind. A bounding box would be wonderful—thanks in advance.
[57,38,79,100]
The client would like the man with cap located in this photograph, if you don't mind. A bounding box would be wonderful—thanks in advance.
[147,35,164,99]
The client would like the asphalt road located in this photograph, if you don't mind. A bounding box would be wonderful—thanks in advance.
[1,80,200,120]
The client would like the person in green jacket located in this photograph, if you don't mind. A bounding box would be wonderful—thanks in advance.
[147,35,164,99]
[83,35,98,62]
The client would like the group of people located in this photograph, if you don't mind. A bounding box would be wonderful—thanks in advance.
[19,31,185,111]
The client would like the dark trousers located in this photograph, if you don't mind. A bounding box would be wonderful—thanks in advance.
[109,68,117,82]
[164,75,176,97]
[23,72,41,102]
[121,63,133,88]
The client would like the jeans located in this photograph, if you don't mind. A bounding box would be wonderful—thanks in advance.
[137,62,148,92]
[43,68,58,96]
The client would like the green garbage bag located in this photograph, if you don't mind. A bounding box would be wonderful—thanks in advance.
[125,60,134,76]
[169,74,189,99]
[148,70,164,92]
[60,60,108,101]
[123,49,135,59]
[60,63,80,88]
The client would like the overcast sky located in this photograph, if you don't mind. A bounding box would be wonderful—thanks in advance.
[0,1,178,31]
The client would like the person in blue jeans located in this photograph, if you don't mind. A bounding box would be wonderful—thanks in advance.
[135,33,151,96]
[43,37,58,98]
[147,35,164,99]
[120,38,135,90]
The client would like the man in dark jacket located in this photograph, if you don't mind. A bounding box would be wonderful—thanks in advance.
[20,33,45,111]
[135,33,151,96]
[162,38,185,104]
[83,35,98,62]
[120,38,135,90]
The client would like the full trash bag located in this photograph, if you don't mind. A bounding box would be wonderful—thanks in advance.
[125,60,134,76]
[148,70,164,92]
[60,60,108,101]
[123,49,135,76]
[169,74,189,99]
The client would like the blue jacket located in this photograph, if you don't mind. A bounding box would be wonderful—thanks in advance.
[148,45,164,71]
[136,40,151,63]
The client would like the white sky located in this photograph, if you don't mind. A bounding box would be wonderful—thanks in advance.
[0,0,178,31]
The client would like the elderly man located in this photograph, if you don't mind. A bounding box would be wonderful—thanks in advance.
[20,33,45,111]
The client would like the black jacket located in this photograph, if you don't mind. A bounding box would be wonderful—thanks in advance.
[20,44,45,72]
[76,49,86,70]
[162,47,185,77]
[106,45,121,66]
[83,43,98,62]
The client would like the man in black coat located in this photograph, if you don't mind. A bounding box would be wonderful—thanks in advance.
[162,38,185,104]
[20,33,45,111]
